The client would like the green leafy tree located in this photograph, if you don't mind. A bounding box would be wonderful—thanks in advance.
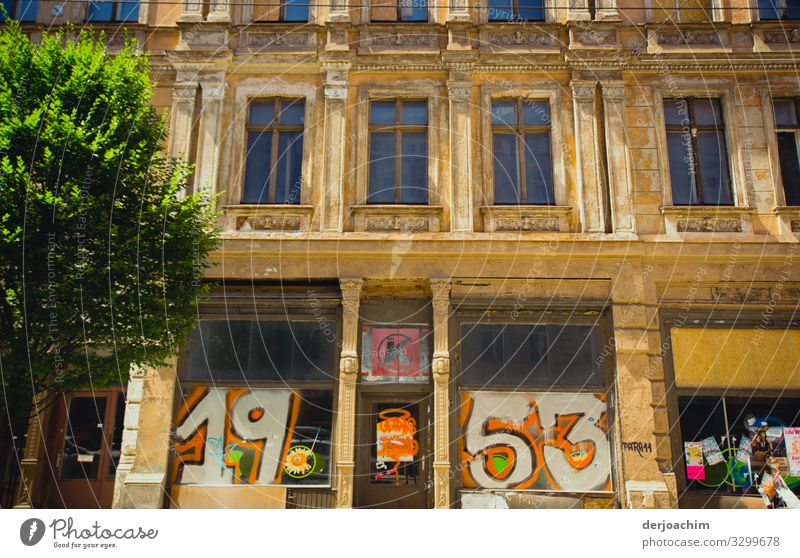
[0,23,219,461]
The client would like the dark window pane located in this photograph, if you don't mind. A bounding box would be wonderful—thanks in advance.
[279,101,305,125]
[488,0,513,20]
[400,132,428,204]
[242,132,272,204]
[667,131,697,204]
[249,102,275,126]
[283,0,308,21]
[524,132,554,204]
[664,99,688,126]
[117,0,139,21]
[275,131,303,204]
[493,133,520,204]
[693,99,723,126]
[677,396,728,492]
[107,395,125,478]
[400,0,427,21]
[0,0,11,21]
[186,321,337,382]
[492,101,517,126]
[16,0,36,21]
[460,323,605,387]
[518,0,544,21]
[697,131,732,205]
[61,397,107,480]
[401,102,427,125]
[371,101,397,125]
[773,99,798,127]
[368,132,396,203]
[88,1,113,21]
[759,0,781,19]
[778,131,800,205]
[523,101,550,126]
[789,0,800,19]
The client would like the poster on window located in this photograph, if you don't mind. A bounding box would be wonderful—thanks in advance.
[701,437,725,466]
[735,436,753,465]
[684,442,705,480]
[361,326,430,383]
[785,427,800,477]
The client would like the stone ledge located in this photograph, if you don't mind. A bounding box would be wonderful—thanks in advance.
[237,26,318,52]
[357,25,444,54]
[224,204,314,232]
[480,205,572,232]
[352,205,443,232]
[773,206,800,239]
[661,205,754,237]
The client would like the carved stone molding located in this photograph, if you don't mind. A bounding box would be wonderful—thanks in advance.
[177,24,229,50]
[224,205,313,233]
[570,80,597,101]
[570,28,619,48]
[657,30,721,46]
[358,28,440,53]
[339,355,359,375]
[662,206,754,236]
[792,220,800,233]
[480,29,558,53]
[432,356,450,376]
[447,81,472,101]
[352,206,443,233]
[762,28,800,44]
[711,285,800,304]
[481,206,572,233]
[601,83,625,100]
[676,218,741,233]
[242,30,315,51]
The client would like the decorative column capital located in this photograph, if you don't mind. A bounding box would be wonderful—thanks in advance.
[172,82,198,101]
[430,278,452,302]
[201,82,226,101]
[340,277,362,303]
[571,80,597,101]
[432,356,450,377]
[339,355,359,376]
[601,82,626,101]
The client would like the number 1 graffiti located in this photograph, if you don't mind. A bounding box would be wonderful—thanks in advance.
[459,392,612,492]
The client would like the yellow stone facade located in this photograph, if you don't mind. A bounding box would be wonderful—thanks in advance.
[11,0,800,510]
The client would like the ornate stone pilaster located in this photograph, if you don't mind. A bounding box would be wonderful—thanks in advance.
[601,82,634,233]
[447,0,470,22]
[334,277,362,508]
[571,80,606,233]
[595,0,620,21]
[321,64,350,232]
[168,82,198,162]
[193,80,226,196]
[430,278,451,509]
[111,364,145,508]
[178,0,203,22]
[567,0,592,21]
[328,0,350,22]
[13,392,51,508]
[208,0,231,22]
[447,79,474,232]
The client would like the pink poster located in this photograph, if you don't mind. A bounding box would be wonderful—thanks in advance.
[684,441,705,480]
[785,427,800,477]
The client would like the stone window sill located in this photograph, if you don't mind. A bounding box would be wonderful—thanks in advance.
[661,205,754,235]
[480,205,572,233]
[352,205,443,232]
[224,204,314,232]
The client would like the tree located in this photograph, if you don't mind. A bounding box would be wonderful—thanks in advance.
[0,22,220,468]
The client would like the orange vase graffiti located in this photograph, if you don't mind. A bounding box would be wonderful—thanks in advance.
[375,408,419,485]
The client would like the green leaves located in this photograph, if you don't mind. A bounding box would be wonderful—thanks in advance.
[0,22,220,423]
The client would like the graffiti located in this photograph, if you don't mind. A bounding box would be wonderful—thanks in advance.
[361,326,430,383]
[459,392,612,492]
[621,442,653,457]
[375,408,419,485]
[172,388,332,486]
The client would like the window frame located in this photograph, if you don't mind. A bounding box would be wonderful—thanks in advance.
[366,98,430,205]
[765,93,800,207]
[352,87,440,210]
[241,97,306,205]
[86,0,141,22]
[480,0,553,22]
[757,0,800,21]
[480,86,566,208]
[654,83,747,208]
[0,0,38,21]
[365,0,430,23]
[486,0,546,22]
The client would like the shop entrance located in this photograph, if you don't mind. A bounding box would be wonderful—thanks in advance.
[355,392,431,508]
[48,388,126,508]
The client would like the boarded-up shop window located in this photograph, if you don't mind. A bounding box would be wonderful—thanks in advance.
[360,325,431,383]
[678,395,800,499]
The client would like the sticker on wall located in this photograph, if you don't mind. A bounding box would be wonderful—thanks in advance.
[700,437,725,466]
[785,427,800,477]
[172,388,333,486]
[459,391,612,493]
[361,326,430,383]
[684,442,705,480]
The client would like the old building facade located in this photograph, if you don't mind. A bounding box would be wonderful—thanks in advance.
[9,0,800,509]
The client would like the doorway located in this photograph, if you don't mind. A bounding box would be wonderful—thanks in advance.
[49,388,126,508]
[355,392,431,508]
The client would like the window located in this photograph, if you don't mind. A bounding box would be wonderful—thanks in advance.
[360,324,431,383]
[759,0,800,20]
[242,99,304,205]
[772,98,800,206]
[252,0,309,22]
[0,0,37,21]
[370,0,427,22]
[459,323,605,387]
[491,99,554,205]
[487,0,544,22]
[678,395,800,498]
[367,100,428,204]
[664,98,732,205]
[87,0,139,22]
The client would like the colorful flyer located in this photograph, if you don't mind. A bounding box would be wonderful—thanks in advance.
[735,436,753,465]
[775,474,800,509]
[701,437,725,466]
[684,441,705,480]
[785,427,800,477]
